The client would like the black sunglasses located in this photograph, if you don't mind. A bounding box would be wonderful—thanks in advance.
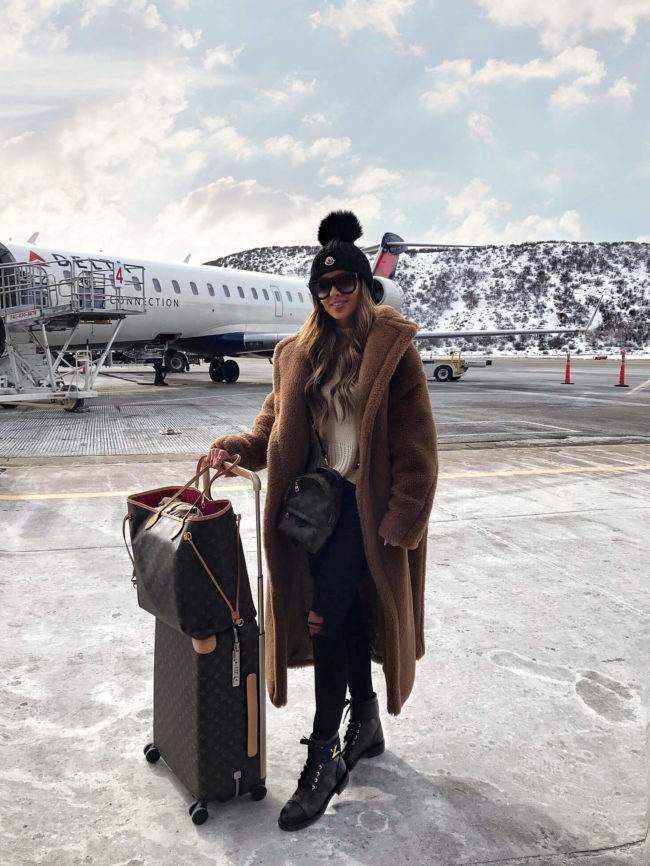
[309,271,358,300]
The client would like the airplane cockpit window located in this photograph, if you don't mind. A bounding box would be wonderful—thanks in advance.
[298,292,304,303]
[262,289,269,300]
[190,281,198,295]
[251,288,258,299]
[222,285,231,298]
[152,278,162,293]
[286,291,293,302]
[172,280,181,294]
[207,283,215,296]
[274,290,281,302]
[237,286,245,299]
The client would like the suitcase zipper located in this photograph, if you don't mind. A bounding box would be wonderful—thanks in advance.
[232,626,241,687]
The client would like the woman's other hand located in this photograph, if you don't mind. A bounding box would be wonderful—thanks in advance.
[206,448,237,477]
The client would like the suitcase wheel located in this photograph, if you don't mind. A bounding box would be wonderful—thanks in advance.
[251,783,267,801]
[189,801,209,825]
[143,743,160,764]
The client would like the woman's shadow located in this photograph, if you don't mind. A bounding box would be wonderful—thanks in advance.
[168,748,638,866]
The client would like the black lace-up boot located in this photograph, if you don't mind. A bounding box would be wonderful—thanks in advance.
[342,694,385,771]
[278,733,349,831]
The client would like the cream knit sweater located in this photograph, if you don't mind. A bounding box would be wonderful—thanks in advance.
[314,331,361,484]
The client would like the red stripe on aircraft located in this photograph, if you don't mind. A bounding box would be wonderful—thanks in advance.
[29,251,48,265]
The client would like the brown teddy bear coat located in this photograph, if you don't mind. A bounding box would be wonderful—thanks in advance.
[210,305,438,715]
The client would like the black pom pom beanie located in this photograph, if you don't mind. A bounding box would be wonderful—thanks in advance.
[309,209,374,292]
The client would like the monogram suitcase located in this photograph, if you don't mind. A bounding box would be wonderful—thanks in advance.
[134,459,267,825]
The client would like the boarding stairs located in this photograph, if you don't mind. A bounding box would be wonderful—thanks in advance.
[0,258,146,410]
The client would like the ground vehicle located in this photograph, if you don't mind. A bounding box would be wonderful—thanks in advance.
[420,350,494,381]
[421,350,470,381]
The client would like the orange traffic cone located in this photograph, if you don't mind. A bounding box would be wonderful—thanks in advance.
[615,349,629,387]
[561,350,573,384]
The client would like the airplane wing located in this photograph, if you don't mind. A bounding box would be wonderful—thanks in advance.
[363,236,606,343]
[414,284,605,341]
[415,326,586,340]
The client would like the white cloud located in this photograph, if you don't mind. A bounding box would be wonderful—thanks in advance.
[347,166,402,195]
[0,63,197,253]
[263,76,317,106]
[263,135,351,163]
[203,42,244,70]
[144,2,166,29]
[150,176,383,260]
[467,112,494,143]
[635,235,650,242]
[202,116,229,132]
[475,0,650,51]
[558,209,581,238]
[211,124,257,161]
[432,178,582,244]
[302,112,329,125]
[175,27,202,49]
[607,76,637,103]
[309,136,352,160]
[445,177,505,221]
[1,0,72,59]
[263,135,308,161]
[319,175,345,187]
[422,46,607,111]
[310,0,417,46]
[408,44,426,57]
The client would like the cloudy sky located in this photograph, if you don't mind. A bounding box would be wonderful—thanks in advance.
[1,0,649,263]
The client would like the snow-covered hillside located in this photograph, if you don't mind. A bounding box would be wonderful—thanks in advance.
[207,242,650,353]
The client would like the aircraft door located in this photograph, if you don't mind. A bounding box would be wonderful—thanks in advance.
[271,285,283,317]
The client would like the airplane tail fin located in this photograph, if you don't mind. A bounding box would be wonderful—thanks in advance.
[369,232,404,279]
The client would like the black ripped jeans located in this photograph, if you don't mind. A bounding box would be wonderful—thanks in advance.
[307,479,375,741]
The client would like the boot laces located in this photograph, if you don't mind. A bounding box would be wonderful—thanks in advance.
[297,737,326,790]
[342,701,362,749]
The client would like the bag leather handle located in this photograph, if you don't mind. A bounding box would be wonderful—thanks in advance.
[143,456,240,531]
[122,514,137,587]
[197,453,242,501]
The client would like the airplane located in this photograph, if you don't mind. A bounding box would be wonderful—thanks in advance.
[0,232,599,390]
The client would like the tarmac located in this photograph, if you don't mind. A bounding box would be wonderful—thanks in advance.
[1,356,649,865]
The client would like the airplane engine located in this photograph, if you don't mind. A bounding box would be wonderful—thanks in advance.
[371,277,404,311]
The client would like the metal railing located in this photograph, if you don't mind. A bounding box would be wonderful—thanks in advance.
[0,258,147,321]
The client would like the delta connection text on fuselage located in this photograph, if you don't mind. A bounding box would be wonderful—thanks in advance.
[25,250,179,308]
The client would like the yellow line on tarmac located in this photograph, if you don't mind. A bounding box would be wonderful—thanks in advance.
[1,464,649,501]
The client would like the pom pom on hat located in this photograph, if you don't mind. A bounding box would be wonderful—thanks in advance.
[317,210,363,246]
[310,208,374,293]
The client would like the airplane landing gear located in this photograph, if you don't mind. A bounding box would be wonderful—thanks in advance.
[209,358,239,382]
[209,358,224,382]
[223,360,239,383]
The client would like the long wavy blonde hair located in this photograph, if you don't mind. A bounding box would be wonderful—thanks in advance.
[297,278,376,427]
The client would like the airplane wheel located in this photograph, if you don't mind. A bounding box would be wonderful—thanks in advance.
[434,365,453,382]
[168,352,186,373]
[209,360,224,382]
[223,360,239,383]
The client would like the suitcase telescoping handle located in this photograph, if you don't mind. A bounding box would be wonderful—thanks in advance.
[197,455,266,783]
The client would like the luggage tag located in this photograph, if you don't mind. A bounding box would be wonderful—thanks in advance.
[232,626,241,687]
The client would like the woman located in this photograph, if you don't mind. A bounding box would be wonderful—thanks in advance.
[207,210,438,831]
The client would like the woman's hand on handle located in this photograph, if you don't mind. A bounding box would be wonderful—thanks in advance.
[206,448,237,477]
